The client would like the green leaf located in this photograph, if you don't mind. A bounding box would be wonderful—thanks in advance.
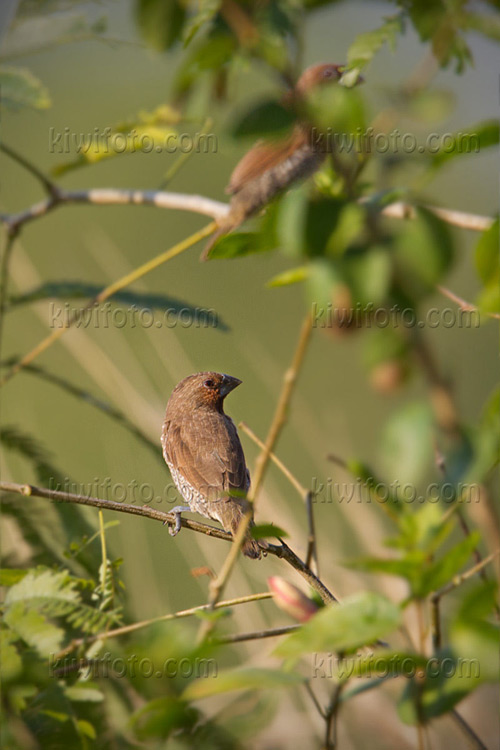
[231,100,295,139]
[347,15,403,70]
[404,1,473,72]
[136,0,186,51]
[5,569,80,609]
[274,592,401,659]
[0,66,51,110]
[396,207,454,292]
[475,219,499,285]
[173,33,236,98]
[451,581,499,683]
[306,85,365,143]
[0,630,22,681]
[393,502,452,555]
[305,258,344,313]
[344,246,392,306]
[251,523,288,540]
[76,720,96,740]
[0,569,28,586]
[4,602,64,657]
[430,120,499,170]
[419,531,481,597]
[464,12,500,41]
[183,0,221,45]
[207,231,276,260]
[476,281,500,315]
[4,568,121,637]
[130,696,196,740]
[267,265,310,288]
[380,402,434,488]
[398,651,482,724]
[183,667,304,700]
[339,651,429,680]
[51,105,180,175]
[326,204,366,257]
[348,556,423,584]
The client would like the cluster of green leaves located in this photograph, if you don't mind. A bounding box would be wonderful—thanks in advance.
[135,0,500,99]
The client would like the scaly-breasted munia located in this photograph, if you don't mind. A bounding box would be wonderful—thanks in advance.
[161,372,262,559]
[202,62,357,259]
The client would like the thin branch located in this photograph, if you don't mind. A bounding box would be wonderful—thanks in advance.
[215,624,299,644]
[432,549,499,601]
[239,421,319,574]
[0,232,17,371]
[437,285,500,321]
[250,311,313,505]
[376,201,493,233]
[197,311,314,642]
[455,508,500,616]
[0,221,217,387]
[304,681,327,720]
[0,143,59,198]
[238,421,308,498]
[56,592,273,659]
[270,539,338,605]
[0,165,490,237]
[0,188,228,234]
[325,681,344,750]
[305,490,319,576]
[450,709,489,750]
[0,481,338,607]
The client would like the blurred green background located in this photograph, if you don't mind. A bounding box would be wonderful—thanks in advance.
[1,1,498,747]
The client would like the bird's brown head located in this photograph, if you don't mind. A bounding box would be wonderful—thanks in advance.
[295,63,344,96]
[166,372,242,415]
[295,63,363,96]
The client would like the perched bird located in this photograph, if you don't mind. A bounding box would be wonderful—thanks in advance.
[201,62,359,259]
[161,372,262,559]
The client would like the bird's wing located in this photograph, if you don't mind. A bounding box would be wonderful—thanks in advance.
[163,411,249,500]
[227,130,307,195]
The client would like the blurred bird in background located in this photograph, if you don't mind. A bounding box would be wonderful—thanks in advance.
[201,62,362,259]
[162,372,263,559]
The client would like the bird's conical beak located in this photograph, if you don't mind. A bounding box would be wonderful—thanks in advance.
[220,375,242,396]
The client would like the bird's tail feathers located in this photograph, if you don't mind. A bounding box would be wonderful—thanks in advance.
[223,501,265,560]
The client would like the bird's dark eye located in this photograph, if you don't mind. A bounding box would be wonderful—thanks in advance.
[203,379,215,389]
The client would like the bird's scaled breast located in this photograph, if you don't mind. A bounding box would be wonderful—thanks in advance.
[167,461,213,518]
[233,144,324,216]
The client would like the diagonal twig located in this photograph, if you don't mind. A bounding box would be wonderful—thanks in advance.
[239,421,319,575]
[196,311,315,643]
